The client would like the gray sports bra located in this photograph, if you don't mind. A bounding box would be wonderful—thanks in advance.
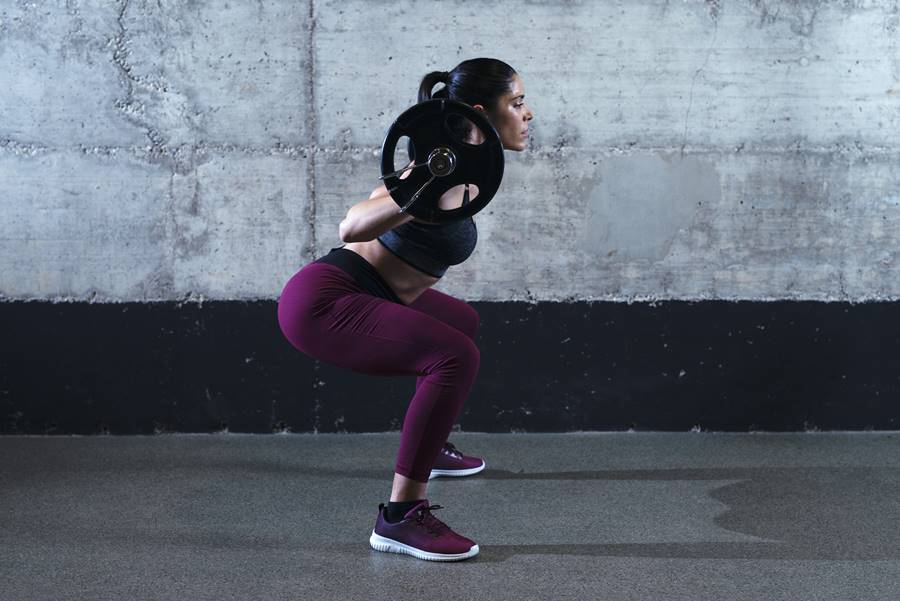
[376,195,478,278]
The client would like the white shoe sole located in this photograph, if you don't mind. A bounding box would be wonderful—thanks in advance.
[369,531,479,561]
[428,460,486,481]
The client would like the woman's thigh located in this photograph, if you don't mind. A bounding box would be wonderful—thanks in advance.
[278,263,478,376]
[305,291,478,377]
[406,287,480,342]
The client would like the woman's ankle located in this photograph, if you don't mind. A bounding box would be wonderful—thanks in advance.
[390,472,427,502]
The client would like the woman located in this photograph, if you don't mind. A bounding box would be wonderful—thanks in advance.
[277,58,534,562]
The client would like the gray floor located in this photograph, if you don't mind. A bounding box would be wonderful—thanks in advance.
[2,432,900,600]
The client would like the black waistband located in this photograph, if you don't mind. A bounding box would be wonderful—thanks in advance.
[313,247,403,305]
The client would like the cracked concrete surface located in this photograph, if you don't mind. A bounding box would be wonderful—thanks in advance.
[0,0,898,302]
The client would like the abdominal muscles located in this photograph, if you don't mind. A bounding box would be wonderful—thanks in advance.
[342,240,439,305]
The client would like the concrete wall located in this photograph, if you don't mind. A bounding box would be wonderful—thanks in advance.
[1,0,898,303]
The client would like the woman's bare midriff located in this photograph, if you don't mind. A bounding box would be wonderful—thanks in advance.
[342,239,440,306]
[340,181,478,305]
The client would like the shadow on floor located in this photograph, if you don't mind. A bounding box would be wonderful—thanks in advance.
[226,463,899,562]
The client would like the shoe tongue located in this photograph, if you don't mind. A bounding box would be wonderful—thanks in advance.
[403,499,430,520]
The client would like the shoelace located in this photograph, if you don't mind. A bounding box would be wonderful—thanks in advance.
[443,442,462,458]
[414,504,452,537]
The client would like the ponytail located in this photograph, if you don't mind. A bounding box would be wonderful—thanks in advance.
[415,59,516,111]
[417,70,450,103]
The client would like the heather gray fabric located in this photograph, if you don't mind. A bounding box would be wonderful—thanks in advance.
[377,194,478,278]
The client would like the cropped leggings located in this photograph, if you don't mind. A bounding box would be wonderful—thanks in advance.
[276,262,480,483]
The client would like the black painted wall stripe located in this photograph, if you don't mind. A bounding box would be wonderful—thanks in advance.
[1,301,898,434]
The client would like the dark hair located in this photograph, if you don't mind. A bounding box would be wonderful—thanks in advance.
[418,58,517,112]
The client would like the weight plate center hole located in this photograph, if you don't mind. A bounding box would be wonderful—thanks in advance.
[428,147,456,177]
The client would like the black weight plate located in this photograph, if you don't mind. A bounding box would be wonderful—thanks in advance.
[380,99,504,224]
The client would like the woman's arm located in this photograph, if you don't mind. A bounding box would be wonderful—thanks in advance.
[339,186,416,243]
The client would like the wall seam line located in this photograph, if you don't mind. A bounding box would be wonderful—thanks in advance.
[306,0,318,262]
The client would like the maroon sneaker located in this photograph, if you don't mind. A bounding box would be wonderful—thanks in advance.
[369,500,479,561]
[428,441,486,480]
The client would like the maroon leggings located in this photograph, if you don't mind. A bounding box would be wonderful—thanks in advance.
[276,262,480,482]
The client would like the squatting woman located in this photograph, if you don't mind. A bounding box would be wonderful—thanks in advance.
[277,58,534,561]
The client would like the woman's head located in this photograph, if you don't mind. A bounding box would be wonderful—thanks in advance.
[417,58,533,152]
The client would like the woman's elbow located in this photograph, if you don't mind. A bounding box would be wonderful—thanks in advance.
[339,219,355,243]
[339,219,370,243]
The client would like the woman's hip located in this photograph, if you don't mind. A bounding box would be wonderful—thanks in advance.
[276,262,362,351]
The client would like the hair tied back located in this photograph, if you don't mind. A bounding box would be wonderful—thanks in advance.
[416,58,516,107]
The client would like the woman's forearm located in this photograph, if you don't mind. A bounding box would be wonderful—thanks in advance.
[339,190,416,242]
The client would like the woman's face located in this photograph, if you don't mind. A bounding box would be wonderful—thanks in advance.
[470,74,534,151]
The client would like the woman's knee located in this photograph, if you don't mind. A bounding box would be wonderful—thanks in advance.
[434,333,480,375]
